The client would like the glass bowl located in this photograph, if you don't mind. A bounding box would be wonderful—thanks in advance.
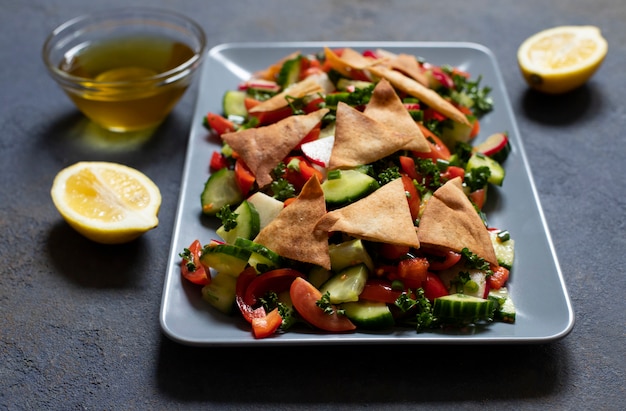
[42,8,207,132]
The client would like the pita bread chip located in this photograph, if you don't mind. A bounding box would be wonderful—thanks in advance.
[249,76,324,113]
[316,178,420,248]
[418,177,497,265]
[323,47,379,78]
[368,65,470,126]
[222,108,329,187]
[329,102,415,169]
[254,175,330,269]
[364,79,430,153]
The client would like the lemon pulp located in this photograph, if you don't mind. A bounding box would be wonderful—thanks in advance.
[517,26,608,94]
[51,162,161,244]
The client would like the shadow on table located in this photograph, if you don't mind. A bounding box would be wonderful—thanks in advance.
[520,84,599,126]
[155,337,570,406]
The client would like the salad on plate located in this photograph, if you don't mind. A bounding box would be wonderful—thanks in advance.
[179,46,516,339]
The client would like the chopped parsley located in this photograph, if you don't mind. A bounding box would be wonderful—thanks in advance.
[216,205,238,231]
[316,291,345,316]
[269,162,296,201]
[464,166,491,192]
[394,289,437,331]
[178,248,197,272]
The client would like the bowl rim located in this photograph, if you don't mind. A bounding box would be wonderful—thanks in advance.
[42,7,207,88]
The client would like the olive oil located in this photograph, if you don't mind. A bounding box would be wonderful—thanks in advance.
[60,36,196,132]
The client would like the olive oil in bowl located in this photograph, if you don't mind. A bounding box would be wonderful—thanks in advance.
[60,36,196,132]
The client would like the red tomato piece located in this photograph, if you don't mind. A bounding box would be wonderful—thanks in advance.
[392,257,429,288]
[359,279,402,304]
[209,151,229,171]
[401,174,421,222]
[422,272,449,301]
[469,188,487,210]
[234,158,255,195]
[235,267,266,323]
[303,97,326,114]
[289,277,356,332]
[427,250,462,271]
[415,123,451,161]
[244,97,293,125]
[243,268,305,306]
[294,123,321,150]
[251,308,283,339]
[180,239,211,286]
[489,266,510,290]
[206,113,235,136]
[440,165,465,182]
[284,156,323,191]
[378,243,411,261]
[399,156,419,180]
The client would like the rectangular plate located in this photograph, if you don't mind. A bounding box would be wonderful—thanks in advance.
[160,42,574,346]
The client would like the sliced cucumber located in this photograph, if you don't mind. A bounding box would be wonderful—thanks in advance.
[433,293,495,323]
[308,265,332,288]
[336,78,374,90]
[246,191,284,230]
[277,55,302,88]
[201,168,244,216]
[342,300,394,330]
[201,272,237,314]
[466,152,505,186]
[222,90,248,118]
[440,119,473,149]
[234,237,283,272]
[321,169,379,207]
[489,230,515,269]
[488,287,516,323]
[438,267,489,299]
[216,200,260,244]
[199,244,251,277]
[329,239,375,272]
[320,264,369,304]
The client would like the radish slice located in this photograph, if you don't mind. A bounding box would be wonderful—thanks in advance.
[300,136,335,168]
[473,132,511,163]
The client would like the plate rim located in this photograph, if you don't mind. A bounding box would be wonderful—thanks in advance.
[160,41,575,346]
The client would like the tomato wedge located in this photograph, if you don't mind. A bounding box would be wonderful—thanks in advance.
[244,97,293,125]
[401,174,421,222]
[180,240,210,285]
[359,279,402,304]
[251,307,283,339]
[234,158,255,195]
[243,268,305,306]
[415,123,451,161]
[290,277,356,332]
[392,257,429,288]
[422,272,449,301]
[206,113,235,136]
[488,266,510,290]
[427,250,462,271]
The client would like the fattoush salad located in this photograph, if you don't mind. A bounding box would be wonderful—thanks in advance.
[179,47,516,339]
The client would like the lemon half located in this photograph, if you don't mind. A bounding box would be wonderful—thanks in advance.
[51,161,162,244]
[517,25,608,94]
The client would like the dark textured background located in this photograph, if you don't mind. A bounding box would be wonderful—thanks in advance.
[1,1,624,409]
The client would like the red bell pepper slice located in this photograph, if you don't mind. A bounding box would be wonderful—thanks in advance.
[206,113,235,136]
[235,267,266,323]
[209,151,229,171]
[244,97,293,126]
[284,156,323,191]
[243,268,305,306]
[251,307,283,339]
[388,257,429,288]
[234,158,255,195]
[488,266,510,290]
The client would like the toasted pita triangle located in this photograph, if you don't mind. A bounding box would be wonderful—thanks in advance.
[417,178,497,265]
[222,109,329,187]
[364,79,430,153]
[254,176,330,269]
[387,53,429,87]
[248,76,324,113]
[328,102,415,169]
[368,65,470,126]
[316,178,420,248]
[323,47,379,78]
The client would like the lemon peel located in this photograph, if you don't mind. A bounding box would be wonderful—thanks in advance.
[51,161,162,244]
[517,25,608,94]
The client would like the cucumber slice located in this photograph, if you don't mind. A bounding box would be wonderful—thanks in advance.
[277,55,302,88]
[320,264,369,304]
[200,244,251,277]
[466,152,505,186]
[336,78,373,90]
[201,272,237,314]
[433,293,495,323]
[308,265,332,288]
[321,169,379,207]
[329,239,375,272]
[488,287,516,323]
[201,168,244,215]
[234,237,283,272]
[342,300,394,330]
[222,90,248,118]
[489,230,515,269]
[216,200,260,244]
[440,119,473,148]
[438,268,489,299]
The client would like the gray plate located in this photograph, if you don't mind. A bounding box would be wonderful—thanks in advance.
[160,42,574,346]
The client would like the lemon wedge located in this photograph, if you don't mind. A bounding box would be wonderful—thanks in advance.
[51,161,162,244]
[517,25,608,94]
